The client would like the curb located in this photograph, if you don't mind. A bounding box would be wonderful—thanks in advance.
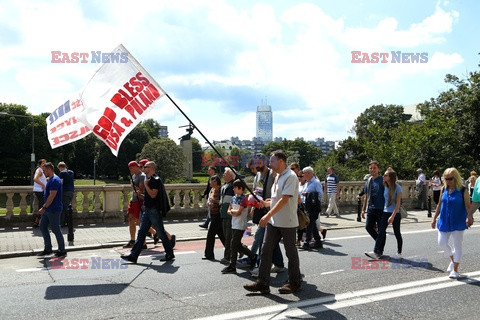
[0,212,433,259]
[0,236,207,260]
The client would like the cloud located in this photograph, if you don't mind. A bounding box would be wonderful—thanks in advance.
[0,0,467,145]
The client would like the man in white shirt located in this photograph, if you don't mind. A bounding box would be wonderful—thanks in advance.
[244,150,301,294]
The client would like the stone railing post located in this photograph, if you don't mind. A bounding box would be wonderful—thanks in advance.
[5,192,14,219]
[19,192,28,215]
[103,185,124,213]
[81,190,90,213]
[173,189,181,209]
[71,191,78,213]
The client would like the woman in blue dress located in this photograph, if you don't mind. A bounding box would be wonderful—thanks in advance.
[431,168,471,279]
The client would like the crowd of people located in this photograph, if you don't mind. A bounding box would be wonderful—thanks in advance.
[32,151,480,292]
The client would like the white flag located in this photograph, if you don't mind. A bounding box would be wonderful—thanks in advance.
[46,93,91,149]
[77,44,166,156]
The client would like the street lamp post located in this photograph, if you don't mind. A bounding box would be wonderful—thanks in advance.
[0,112,36,184]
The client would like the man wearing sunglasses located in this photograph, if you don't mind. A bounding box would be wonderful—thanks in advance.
[121,161,174,263]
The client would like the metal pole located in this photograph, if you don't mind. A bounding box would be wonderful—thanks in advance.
[93,158,96,185]
[427,195,432,218]
[30,117,35,213]
[164,93,259,200]
[357,196,362,222]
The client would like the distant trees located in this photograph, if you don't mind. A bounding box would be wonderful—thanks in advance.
[317,61,480,180]
[138,138,186,182]
[262,139,323,170]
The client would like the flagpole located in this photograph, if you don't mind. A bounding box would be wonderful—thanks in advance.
[163,92,259,200]
[119,44,258,199]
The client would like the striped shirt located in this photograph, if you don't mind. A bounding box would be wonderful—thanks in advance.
[325,173,339,194]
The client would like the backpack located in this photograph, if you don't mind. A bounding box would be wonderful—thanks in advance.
[152,175,171,217]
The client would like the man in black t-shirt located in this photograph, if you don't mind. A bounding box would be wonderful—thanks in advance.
[121,161,174,263]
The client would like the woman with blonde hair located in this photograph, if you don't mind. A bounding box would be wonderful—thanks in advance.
[431,168,471,279]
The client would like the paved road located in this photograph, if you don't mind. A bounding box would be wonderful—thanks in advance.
[1,221,480,319]
[0,210,433,258]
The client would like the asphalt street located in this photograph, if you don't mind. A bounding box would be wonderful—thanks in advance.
[1,221,480,319]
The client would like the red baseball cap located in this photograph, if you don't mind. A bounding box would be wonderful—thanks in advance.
[128,161,139,167]
[139,159,149,166]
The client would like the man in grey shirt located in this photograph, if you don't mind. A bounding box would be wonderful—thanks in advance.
[244,150,301,294]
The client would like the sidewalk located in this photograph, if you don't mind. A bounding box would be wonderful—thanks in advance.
[0,210,433,259]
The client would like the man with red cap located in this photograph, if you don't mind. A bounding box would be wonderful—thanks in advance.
[124,161,156,248]
[138,159,176,248]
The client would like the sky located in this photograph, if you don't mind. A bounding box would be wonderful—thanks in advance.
[1,0,478,148]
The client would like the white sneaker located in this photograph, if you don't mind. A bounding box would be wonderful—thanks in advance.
[364,251,380,260]
[447,262,454,273]
[449,270,459,279]
[271,266,286,273]
[249,267,259,278]
[393,253,402,259]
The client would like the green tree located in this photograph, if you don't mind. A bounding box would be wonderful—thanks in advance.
[261,139,322,168]
[138,138,186,182]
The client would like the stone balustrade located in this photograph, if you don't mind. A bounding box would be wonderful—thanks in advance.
[0,180,426,227]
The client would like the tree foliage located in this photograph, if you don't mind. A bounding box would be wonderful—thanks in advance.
[138,138,186,182]
[262,138,323,169]
[323,62,480,180]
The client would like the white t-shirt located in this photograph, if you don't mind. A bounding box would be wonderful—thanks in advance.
[33,167,47,192]
[269,167,299,228]
[231,194,249,230]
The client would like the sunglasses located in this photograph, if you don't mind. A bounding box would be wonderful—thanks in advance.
[298,175,304,178]
[445,177,454,181]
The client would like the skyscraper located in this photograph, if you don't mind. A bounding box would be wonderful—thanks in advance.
[256,105,272,142]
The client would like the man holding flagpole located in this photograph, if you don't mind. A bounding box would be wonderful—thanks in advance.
[121,161,174,263]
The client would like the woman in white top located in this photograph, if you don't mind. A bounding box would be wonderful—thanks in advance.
[32,159,47,227]
[430,170,442,206]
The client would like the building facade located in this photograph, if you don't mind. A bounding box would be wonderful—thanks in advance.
[256,105,272,142]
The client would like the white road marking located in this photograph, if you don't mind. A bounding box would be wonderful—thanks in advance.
[195,270,480,320]
[16,267,48,273]
[328,226,480,241]
[321,269,344,275]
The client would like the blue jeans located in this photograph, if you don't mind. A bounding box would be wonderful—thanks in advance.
[375,211,403,255]
[131,207,173,258]
[39,210,65,252]
[365,208,382,242]
[253,225,284,268]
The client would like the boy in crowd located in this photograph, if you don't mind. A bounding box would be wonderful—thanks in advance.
[222,179,257,274]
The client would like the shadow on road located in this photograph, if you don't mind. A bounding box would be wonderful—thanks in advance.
[44,283,128,300]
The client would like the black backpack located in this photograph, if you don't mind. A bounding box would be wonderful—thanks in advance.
[152,175,171,217]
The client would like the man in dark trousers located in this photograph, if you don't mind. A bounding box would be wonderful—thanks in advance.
[37,162,67,258]
[121,161,174,263]
[57,161,74,227]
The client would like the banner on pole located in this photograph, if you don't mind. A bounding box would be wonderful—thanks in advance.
[46,93,91,149]
[47,44,166,156]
